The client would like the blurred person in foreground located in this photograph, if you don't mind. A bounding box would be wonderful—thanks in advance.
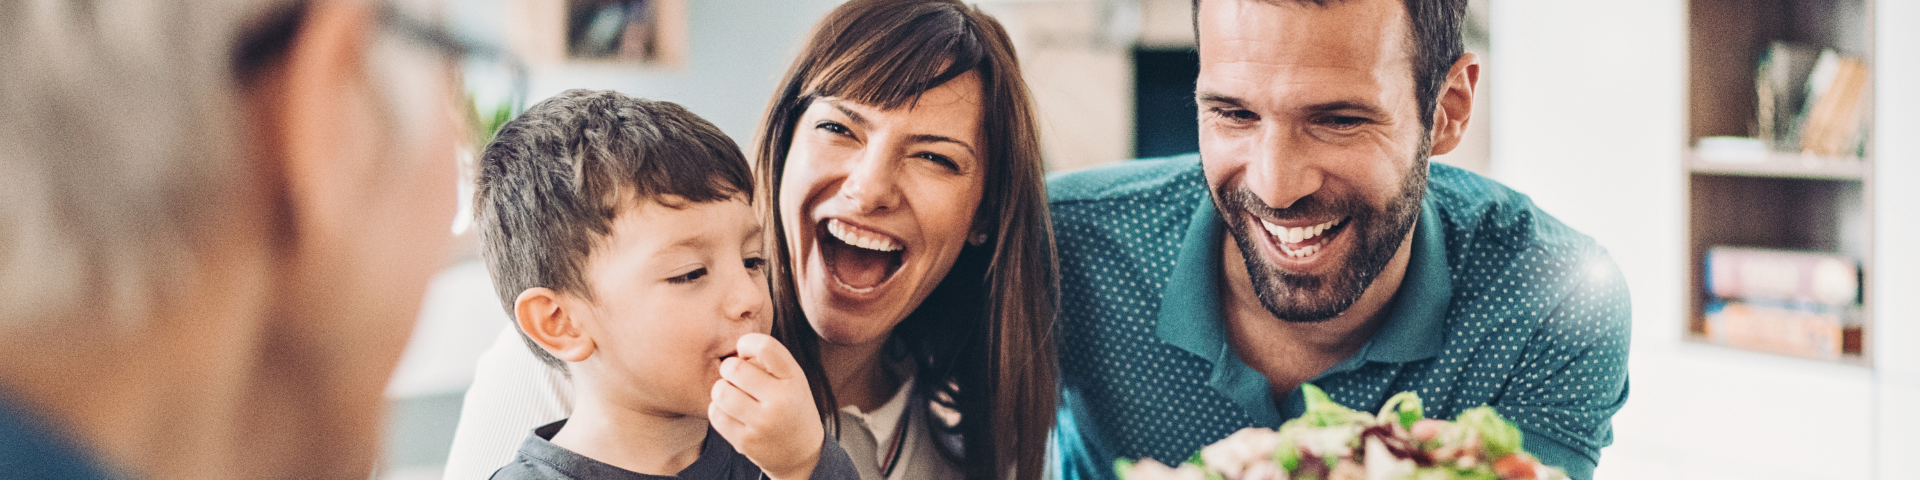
[0,0,463,478]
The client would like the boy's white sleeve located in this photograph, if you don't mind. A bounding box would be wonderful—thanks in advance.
[441,327,573,480]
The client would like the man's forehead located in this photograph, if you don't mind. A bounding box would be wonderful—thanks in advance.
[1195,0,1416,105]
[1197,0,1411,68]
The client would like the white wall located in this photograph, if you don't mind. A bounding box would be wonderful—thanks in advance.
[978,0,1137,172]
[1873,1,1920,479]
[523,0,845,142]
[451,0,844,143]
[1492,1,1918,479]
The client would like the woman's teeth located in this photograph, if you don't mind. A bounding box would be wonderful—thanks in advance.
[1260,217,1342,258]
[833,276,876,294]
[827,219,901,252]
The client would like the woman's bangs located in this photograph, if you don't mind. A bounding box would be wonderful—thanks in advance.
[804,9,985,110]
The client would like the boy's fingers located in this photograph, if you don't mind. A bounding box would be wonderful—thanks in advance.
[711,378,760,412]
[707,400,748,435]
[719,356,778,399]
[734,333,804,381]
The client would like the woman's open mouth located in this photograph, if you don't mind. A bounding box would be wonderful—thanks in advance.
[819,219,905,294]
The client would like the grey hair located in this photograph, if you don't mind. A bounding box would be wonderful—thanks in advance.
[0,0,296,332]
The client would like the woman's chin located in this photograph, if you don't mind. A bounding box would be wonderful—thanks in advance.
[801,291,906,349]
[810,320,895,350]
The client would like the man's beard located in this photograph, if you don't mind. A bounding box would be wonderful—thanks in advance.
[1214,151,1429,323]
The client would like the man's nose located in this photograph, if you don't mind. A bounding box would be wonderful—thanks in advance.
[837,146,904,213]
[1242,125,1322,211]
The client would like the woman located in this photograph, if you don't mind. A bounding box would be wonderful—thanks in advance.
[440,1,1057,479]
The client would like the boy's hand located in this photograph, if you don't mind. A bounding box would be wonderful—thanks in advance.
[710,333,823,480]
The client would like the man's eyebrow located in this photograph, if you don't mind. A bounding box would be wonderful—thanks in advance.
[1197,92,1390,118]
[1195,91,1245,108]
[1304,100,1390,118]
[823,99,870,128]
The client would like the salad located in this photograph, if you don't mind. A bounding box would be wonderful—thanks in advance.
[1115,385,1568,480]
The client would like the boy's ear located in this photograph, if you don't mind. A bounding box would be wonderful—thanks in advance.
[515,287,595,363]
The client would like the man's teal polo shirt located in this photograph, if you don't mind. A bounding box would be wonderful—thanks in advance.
[1047,154,1630,480]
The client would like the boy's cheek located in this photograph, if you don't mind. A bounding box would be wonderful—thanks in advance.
[754,299,774,334]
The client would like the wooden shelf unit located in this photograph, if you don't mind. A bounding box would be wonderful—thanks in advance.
[1684,0,1875,364]
[1685,151,1866,180]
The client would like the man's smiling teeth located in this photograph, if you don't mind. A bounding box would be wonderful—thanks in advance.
[1260,217,1341,258]
[1260,217,1341,243]
[827,219,902,252]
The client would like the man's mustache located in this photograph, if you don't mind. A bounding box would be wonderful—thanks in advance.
[1216,186,1365,222]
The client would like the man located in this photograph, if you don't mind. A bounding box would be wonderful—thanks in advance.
[1049,0,1629,479]
[0,1,462,478]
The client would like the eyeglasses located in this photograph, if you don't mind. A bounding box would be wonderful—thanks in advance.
[373,2,530,144]
[235,2,529,237]
[366,3,531,237]
[236,1,530,143]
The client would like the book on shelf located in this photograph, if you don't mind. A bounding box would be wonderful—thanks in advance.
[1754,42,1870,158]
[1701,246,1862,359]
[1705,246,1860,307]
[1704,300,1850,360]
[1798,50,1869,158]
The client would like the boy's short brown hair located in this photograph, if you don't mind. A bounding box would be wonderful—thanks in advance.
[474,89,751,369]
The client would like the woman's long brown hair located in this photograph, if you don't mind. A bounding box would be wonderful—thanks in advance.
[753,1,1058,478]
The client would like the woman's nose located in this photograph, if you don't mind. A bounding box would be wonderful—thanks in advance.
[836,148,903,213]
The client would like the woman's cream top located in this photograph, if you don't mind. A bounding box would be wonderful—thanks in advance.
[832,368,964,480]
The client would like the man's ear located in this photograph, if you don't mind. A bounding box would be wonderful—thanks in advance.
[1427,52,1480,156]
[269,0,386,241]
[515,288,595,363]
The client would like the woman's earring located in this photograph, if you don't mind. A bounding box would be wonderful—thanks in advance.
[968,232,990,246]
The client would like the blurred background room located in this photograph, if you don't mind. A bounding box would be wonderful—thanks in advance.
[383,0,1919,479]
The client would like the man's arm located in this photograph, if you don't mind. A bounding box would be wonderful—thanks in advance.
[1051,388,1121,480]
[1489,252,1632,480]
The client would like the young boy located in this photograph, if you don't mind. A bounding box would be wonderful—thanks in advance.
[473,89,856,480]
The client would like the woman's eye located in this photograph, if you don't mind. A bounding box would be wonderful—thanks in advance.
[917,152,960,172]
[743,257,767,271]
[668,268,708,284]
[816,121,853,137]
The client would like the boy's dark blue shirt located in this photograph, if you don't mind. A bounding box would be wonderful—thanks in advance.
[1048,154,1631,480]
[490,419,858,480]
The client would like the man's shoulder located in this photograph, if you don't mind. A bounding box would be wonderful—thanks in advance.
[1045,154,1208,267]
[1425,163,1628,341]
[1427,162,1605,262]
[1048,153,1206,207]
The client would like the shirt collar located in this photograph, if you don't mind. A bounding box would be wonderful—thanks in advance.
[1154,189,1452,422]
[1362,195,1451,363]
